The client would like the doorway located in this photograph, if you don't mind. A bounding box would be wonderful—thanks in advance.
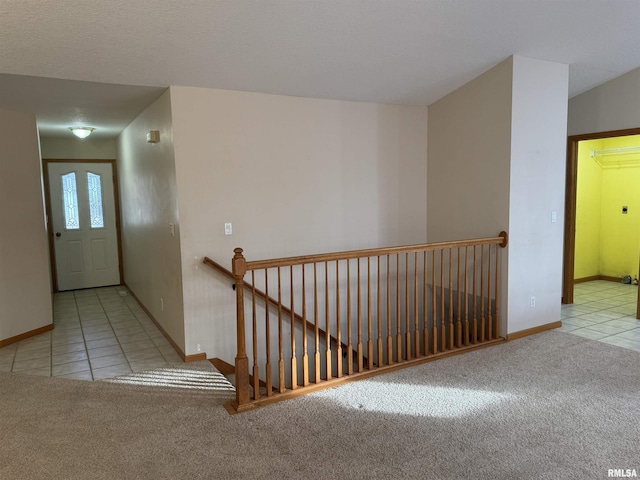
[562,128,640,319]
[43,160,123,292]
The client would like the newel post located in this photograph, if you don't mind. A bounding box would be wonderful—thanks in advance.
[232,248,251,408]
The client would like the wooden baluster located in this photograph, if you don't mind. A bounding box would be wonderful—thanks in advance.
[464,247,470,346]
[377,256,383,368]
[386,255,393,365]
[423,251,428,355]
[472,245,478,345]
[336,260,342,377]
[325,261,332,379]
[313,263,321,383]
[456,248,462,348]
[405,253,411,360]
[396,254,402,362]
[251,271,259,400]
[440,249,446,352]
[414,252,419,358]
[367,257,373,369]
[494,231,509,338]
[494,243,501,339]
[480,245,485,345]
[232,248,250,408]
[347,260,353,375]
[431,250,437,354]
[448,248,454,350]
[357,258,364,372]
[264,270,272,396]
[290,266,297,390]
[487,245,498,340]
[302,265,309,387]
[277,267,285,392]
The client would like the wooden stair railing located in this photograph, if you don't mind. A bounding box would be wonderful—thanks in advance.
[202,257,360,364]
[226,232,508,413]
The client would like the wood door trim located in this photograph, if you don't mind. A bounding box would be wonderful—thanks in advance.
[562,128,640,305]
[42,159,123,293]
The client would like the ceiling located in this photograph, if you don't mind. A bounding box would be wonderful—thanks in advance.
[1,0,639,139]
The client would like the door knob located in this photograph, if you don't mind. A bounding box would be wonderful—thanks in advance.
[55,232,61,237]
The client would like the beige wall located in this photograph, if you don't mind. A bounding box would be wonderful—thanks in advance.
[427,57,512,333]
[40,136,117,159]
[170,86,427,359]
[568,67,640,136]
[0,108,53,341]
[116,90,185,352]
[427,57,513,242]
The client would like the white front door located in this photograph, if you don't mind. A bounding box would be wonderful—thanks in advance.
[48,162,120,291]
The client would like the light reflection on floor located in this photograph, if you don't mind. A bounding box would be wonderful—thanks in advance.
[104,367,235,392]
[313,379,514,418]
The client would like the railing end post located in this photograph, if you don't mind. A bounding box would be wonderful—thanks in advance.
[232,248,246,277]
[499,231,508,248]
[232,247,250,407]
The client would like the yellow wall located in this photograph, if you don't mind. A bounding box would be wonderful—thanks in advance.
[575,135,640,280]
[599,135,640,278]
[574,139,602,279]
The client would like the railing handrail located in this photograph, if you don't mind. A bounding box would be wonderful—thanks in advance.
[244,232,508,271]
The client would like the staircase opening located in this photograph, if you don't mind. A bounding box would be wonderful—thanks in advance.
[206,231,508,413]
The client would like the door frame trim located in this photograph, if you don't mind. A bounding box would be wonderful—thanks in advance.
[562,127,640,305]
[42,159,124,293]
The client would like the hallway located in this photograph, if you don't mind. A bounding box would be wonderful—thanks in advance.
[0,286,183,380]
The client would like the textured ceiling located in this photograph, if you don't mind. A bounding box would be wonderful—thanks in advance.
[1,0,639,138]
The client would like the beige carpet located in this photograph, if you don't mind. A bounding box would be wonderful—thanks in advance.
[1,332,639,479]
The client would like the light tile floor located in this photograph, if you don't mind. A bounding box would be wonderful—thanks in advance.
[559,280,640,352]
[0,286,183,380]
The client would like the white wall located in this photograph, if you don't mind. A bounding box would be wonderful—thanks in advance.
[170,86,428,359]
[0,108,53,342]
[507,57,568,334]
[427,56,569,336]
[116,89,185,352]
[568,67,640,136]
[40,137,117,159]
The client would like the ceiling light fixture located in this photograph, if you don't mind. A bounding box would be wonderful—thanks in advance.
[69,127,95,139]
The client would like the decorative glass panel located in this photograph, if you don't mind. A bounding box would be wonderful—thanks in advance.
[87,172,104,228]
[61,172,80,230]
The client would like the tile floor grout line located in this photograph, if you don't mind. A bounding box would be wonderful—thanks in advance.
[102,287,135,377]
[73,289,95,381]
[95,286,165,377]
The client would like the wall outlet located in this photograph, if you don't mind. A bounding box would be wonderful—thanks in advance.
[196,343,201,352]
[224,223,232,235]
[530,296,536,308]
